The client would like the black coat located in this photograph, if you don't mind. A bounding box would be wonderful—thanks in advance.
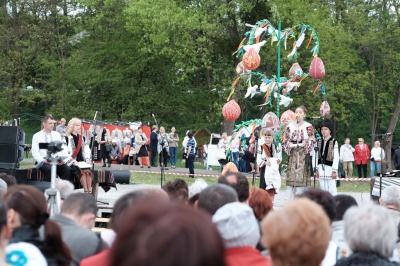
[9,225,58,266]
[394,148,400,168]
[335,251,396,266]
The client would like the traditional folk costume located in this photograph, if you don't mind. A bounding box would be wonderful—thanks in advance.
[259,141,282,195]
[312,120,339,195]
[64,134,92,182]
[283,121,316,196]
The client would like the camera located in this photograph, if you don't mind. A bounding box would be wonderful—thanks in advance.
[47,141,64,153]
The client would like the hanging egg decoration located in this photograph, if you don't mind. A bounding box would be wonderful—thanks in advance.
[242,48,260,70]
[262,112,280,133]
[236,62,249,79]
[280,109,296,124]
[222,100,241,121]
[309,57,325,80]
[319,101,330,117]
[289,63,303,78]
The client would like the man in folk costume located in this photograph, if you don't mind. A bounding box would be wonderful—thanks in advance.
[259,129,282,202]
[312,119,339,195]
[64,118,93,194]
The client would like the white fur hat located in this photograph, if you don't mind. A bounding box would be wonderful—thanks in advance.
[212,202,260,248]
[188,178,208,199]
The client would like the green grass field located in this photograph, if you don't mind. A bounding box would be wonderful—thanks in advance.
[20,160,370,193]
[130,172,371,193]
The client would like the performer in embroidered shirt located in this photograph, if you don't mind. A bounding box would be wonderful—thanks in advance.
[283,106,316,197]
[259,129,282,202]
[31,114,72,181]
[312,119,339,195]
[64,118,93,193]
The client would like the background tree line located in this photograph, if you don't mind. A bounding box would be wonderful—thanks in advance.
[0,0,399,162]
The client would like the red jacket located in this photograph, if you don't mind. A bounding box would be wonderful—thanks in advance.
[225,246,272,266]
[80,249,110,266]
[353,144,370,165]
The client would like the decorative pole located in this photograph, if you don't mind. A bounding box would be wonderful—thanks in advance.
[276,20,282,118]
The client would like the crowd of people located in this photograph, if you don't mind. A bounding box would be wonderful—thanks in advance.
[0,169,399,266]
[0,112,399,265]
[36,114,199,174]
[216,105,388,198]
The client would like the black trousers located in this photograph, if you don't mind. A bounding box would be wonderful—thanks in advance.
[159,149,168,167]
[357,164,368,178]
[40,163,72,182]
[150,146,158,166]
[259,166,266,189]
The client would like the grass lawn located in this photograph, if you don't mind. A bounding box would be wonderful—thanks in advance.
[20,159,371,193]
[130,171,371,193]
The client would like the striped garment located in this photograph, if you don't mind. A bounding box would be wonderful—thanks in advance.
[187,138,196,155]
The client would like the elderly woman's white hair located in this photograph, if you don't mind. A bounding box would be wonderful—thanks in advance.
[0,179,7,198]
[344,203,397,258]
[188,178,208,199]
[55,178,75,200]
[380,186,400,210]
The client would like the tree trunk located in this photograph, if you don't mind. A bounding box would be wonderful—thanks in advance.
[384,87,400,169]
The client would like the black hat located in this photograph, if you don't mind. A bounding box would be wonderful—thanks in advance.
[321,119,334,134]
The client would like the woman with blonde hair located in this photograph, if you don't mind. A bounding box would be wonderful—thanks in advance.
[135,126,151,168]
[370,140,385,177]
[64,118,93,193]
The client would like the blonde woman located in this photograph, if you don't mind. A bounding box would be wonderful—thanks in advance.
[64,118,93,193]
[135,126,151,168]
[370,140,385,177]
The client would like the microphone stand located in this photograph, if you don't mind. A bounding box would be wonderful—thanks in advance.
[91,111,108,205]
[152,114,165,187]
[309,117,320,188]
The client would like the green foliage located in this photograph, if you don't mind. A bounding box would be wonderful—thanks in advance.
[0,0,398,147]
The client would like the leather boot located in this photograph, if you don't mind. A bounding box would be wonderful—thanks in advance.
[102,160,106,167]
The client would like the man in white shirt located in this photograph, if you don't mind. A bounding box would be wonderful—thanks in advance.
[31,114,72,181]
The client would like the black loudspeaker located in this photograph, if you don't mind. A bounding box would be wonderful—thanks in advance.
[26,180,51,192]
[111,170,130,184]
[0,168,28,184]
[0,144,22,169]
[0,126,25,169]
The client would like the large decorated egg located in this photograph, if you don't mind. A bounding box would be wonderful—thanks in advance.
[309,56,325,80]
[222,100,241,121]
[320,101,330,117]
[280,109,296,124]
[242,48,260,70]
[289,63,303,77]
[236,62,249,78]
[262,112,280,133]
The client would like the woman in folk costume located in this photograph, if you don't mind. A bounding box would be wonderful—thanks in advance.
[283,106,316,197]
[64,118,93,193]
[312,119,339,195]
[259,129,282,202]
